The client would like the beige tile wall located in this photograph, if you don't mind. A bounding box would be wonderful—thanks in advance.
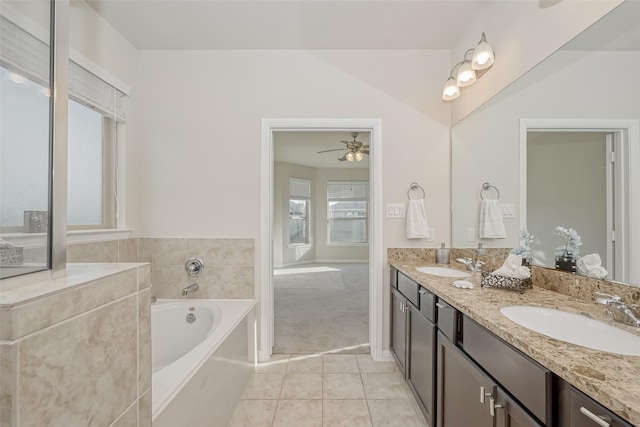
[68,237,255,300]
[0,263,151,427]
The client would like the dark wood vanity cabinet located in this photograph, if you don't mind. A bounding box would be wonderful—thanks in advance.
[436,330,495,427]
[389,269,436,426]
[557,379,633,427]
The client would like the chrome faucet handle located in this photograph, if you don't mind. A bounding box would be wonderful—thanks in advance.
[594,292,621,304]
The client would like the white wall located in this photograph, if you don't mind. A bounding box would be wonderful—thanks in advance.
[133,49,452,245]
[449,1,621,124]
[273,162,316,267]
[451,51,640,249]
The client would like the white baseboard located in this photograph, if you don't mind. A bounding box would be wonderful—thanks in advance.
[379,350,395,362]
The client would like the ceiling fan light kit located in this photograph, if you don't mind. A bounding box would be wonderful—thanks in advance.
[317,132,370,162]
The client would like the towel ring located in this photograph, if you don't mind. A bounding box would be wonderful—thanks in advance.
[480,182,500,200]
[407,182,426,200]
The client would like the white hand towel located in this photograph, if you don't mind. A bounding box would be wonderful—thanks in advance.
[406,199,430,239]
[0,238,12,249]
[576,254,608,279]
[492,254,531,279]
[479,199,507,239]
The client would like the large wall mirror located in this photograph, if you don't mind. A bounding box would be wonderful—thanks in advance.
[0,1,54,279]
[451,1,640,287]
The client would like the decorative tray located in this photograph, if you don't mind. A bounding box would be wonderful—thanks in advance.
[480,271,532,293]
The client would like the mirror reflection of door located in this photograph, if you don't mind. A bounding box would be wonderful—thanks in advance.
[527,131,627,281]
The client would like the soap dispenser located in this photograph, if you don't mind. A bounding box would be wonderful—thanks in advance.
[435,243,450,265]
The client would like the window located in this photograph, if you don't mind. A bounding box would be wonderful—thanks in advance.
[289,178,311,245]
[0,15,126,231]
[327,182,368,244]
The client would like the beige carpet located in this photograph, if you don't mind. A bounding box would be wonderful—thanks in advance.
[273,263,369,354]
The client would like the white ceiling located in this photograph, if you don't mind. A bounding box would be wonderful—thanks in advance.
[85,0,488,50]
[274,131,370,169]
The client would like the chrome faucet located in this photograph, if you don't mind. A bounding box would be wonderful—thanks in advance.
[595,292,640,327]
[456,257,485,272]
[182,283,200,296]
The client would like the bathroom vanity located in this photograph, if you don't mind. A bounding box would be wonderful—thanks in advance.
[389,263,639,426]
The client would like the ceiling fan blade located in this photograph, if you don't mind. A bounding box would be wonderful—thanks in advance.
[338,154,348,161]
[361,149,370,155]
[340,140,351,145]
[362,145,370,149]
[317,148,346,154]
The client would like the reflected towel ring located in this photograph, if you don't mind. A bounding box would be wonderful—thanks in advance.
[480,182,500,200]
[407,182,426,200]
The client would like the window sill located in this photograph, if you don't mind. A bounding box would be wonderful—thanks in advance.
[326,242,369,247]
[288,243,311,248]
[1,229,133,248]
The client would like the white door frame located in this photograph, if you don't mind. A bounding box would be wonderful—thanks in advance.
[260,118,384,362]
[520,118,640,284]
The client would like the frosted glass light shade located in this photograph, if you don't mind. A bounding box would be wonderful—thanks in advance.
[472,33,494,70]
[442,77,460,101]
[456,61,476,87]
[355,151,364,162]
[345,151,355,162]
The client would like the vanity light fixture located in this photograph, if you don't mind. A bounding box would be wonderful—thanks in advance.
[442,32,495,101]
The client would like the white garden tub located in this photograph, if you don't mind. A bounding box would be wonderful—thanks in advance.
[152,299,255,426]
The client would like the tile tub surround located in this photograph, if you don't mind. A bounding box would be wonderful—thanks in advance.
[388,256,640,426]
[0,263,151,427]
[139,237,255,299]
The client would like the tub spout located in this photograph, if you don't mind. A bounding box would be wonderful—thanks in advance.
[182,283,199,296]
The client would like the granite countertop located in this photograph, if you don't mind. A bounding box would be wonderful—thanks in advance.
[389,259,640,426]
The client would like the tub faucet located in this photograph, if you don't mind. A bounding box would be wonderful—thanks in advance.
[182,283,200,296]
[595,292,640,327]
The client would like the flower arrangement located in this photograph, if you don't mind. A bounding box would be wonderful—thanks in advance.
[511,228,534,260]
[554,226,582,259]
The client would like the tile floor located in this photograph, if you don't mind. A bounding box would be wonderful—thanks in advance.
[228,353,428,427]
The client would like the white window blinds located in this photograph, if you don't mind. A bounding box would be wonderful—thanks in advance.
[327,182,369,200]
[290,178,311,198]
[0,15,126,121]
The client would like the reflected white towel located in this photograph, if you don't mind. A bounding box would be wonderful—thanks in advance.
[576,253,608,279]
[406,199,430,239]
[0,238,12,249]
[492,254,531,279]
[479,199,506,239]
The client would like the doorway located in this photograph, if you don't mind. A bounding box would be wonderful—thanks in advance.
[520,119,640,284]
[273,131,370,354]
[260,119,384,362]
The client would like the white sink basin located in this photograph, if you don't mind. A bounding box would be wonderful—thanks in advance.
[500,306,640,356]
[415,266,471,278]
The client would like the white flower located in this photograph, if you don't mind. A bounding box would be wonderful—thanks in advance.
[554,226,582,259]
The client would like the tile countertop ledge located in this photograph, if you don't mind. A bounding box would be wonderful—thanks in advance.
[390,260,640,426]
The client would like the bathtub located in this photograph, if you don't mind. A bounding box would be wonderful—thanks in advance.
[152,299,256,427]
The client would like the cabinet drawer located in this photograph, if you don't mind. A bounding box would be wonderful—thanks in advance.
[462,316,552,425]
[419,287,436,322]
[397,272,419,307]
[558,379,633,427]
[436,300,458,343]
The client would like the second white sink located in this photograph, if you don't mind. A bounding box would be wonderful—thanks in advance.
[500,305,640,356]
[415,266,471,278]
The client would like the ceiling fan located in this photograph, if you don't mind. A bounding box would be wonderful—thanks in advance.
[317,132,370,162]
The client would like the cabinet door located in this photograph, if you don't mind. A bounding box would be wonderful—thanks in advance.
[495,388,543,427]
[390,288,407,374]
[436,331,495,427]
[407,303,436,425]
[557,380,633,427]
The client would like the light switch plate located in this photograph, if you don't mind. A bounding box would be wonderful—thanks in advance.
[501,204,515,218]
[386,203,407,218]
